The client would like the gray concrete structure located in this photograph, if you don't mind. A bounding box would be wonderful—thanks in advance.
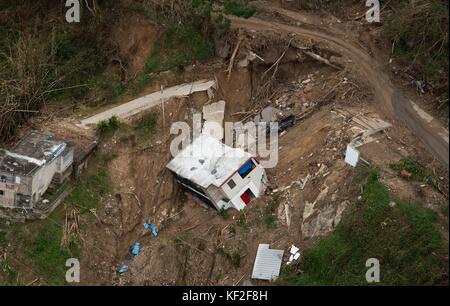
[0,132,74,208]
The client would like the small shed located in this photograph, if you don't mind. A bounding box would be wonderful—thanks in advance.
[251,244,284,281]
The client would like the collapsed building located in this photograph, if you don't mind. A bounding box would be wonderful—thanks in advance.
[166,133,268,211]
[0,131,74,208]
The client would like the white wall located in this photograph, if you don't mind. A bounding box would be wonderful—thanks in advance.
[219,158,267,211]
[31,156,61,201]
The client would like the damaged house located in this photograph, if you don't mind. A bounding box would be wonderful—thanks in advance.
[0,131,74,208]
[167,133,268,211]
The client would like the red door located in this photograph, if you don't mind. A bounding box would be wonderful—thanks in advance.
[240,192,251,205]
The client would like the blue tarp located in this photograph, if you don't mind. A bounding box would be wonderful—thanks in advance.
[118,264,128,273]
[131,242,141,256]
[238,160,253,175]
[144,223,158,237]
[151,224,158,237]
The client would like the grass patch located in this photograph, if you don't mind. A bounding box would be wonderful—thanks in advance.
[91,73,125,106]
[22,167,111,284]
[230,247,243,268]
[219,207,229,219]
[389,157,439,189]
[96,115,121,136]
[65,168,111,214]
[135,112,158,136]
[264,194,279,229]
[0,258,17,285]
[223,0,257,18]
[41,181,70,204]
[292,172,448,286]
[98,153,118,163]
[133,112,158,145]
[238,208,250,230]
[25,221,77,285]
[127,74,152,96]
[0,232,6,248]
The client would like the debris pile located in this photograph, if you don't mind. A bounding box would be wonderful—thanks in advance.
[287,245,301,265]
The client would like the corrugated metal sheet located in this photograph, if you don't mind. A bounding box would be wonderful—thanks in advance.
[251,244,284,280]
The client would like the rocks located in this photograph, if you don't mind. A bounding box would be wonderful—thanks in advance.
[301,200,350,239]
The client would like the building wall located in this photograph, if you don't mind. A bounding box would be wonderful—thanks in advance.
[59,147,74,173]
[0,182,16,208]
[0,171,32,208]
[205,185,229,210]
[221,159,265,194]
[218,158,267,211]
[31,156,61,202]
[0,141,75,209]
[229,181,261,211]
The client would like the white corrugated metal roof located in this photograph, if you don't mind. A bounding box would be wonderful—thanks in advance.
[251,244,284,281]
[166,133,252,189]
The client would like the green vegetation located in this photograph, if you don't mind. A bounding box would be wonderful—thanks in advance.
[386,0,448,101]
[288,172,448,286]
[145,26,214,74]
[0,231,6,248]
[134,112,158,137]
[389,157,440,190]
[230,247,243,267]
[142,0,256,32]
[96,115,121,136]
[219,244,244,268]
[0,258,17,285]
[91,73,125,106]
[0,0,257,142]
[264,194,279,229]
[141,0,257,73]
[219,207,229,218]
[26,221,76,285]
[220,0,256,18]
[131,112,159,147]
[19,166,111,285]
[295,0,350,10]
[42,182,70,204]
[238,208,250,229]
[65,168,111,214]
[0,1,116,141]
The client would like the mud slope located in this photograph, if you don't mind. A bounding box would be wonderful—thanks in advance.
[229,13,449,167]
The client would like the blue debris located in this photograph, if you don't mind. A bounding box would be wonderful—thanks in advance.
[151,224,158,237]
[131,242,141,256]
[118,264,128,273]
[144,223,158,237]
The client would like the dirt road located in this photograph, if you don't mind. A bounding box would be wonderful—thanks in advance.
[229,13,449,167]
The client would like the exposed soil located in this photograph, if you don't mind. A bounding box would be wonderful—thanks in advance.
[1,1,448,286]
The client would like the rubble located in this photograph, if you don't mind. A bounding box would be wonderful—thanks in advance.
[342,113,392,167]
[287,245,301,265]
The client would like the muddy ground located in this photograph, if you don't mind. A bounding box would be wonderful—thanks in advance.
[1,1,448,286]
[77,30,448,285]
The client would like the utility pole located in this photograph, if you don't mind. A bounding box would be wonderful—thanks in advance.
[161,85,165,130]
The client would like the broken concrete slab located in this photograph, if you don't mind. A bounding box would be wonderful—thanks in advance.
[202,100,226,123]
[202,100,226,140]
[345,144,360,167]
